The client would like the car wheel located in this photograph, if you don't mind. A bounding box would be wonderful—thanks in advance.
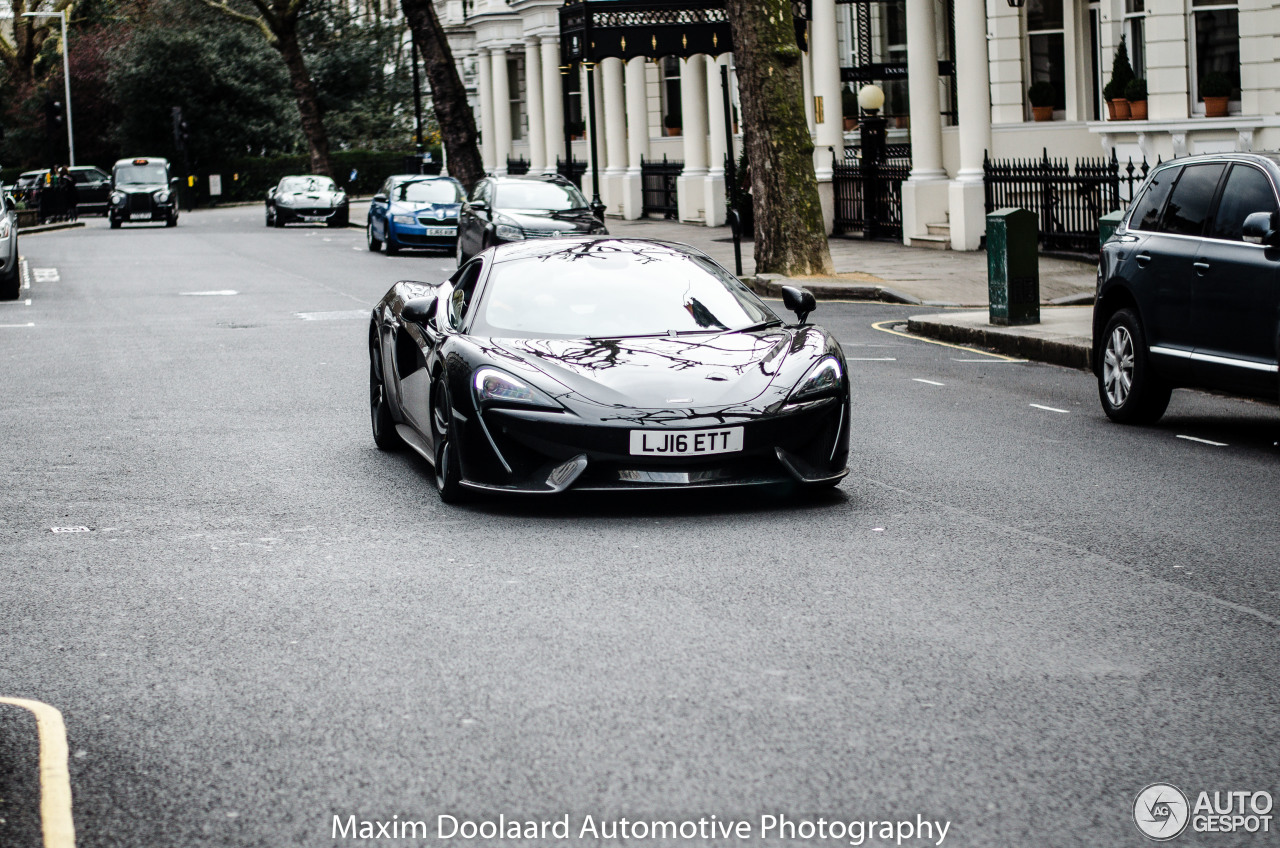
[385,234,400,256]
[370,344,403,451]
[0,259,19,301]
[265,209,273,227]
[109,216,121,229]
[367,223,382,252]
[273,212,285,228]
[1098,308,1171,424]
[431,378,466,504]
[165,213,177,227]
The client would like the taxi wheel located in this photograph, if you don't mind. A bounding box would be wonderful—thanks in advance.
[109,216,121,229]
[165,213,177,228]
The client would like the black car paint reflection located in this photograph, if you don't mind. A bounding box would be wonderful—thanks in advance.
[368,237,850,501]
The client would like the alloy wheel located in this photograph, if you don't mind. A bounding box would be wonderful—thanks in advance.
[1103,325,1134,408]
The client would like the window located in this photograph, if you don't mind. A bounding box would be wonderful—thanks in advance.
[508,56,524,141]
[660,57,682,134]
[1159,163,1225,237]
[1190,0,1240,107]
[1129,166,1179,231]
[1026,0,1066,112]
[1124,0,1146,79]
[448,261,484,330]
[1209,166,1278,241]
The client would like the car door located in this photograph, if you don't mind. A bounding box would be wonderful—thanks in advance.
[459,181,491,258]
[1190,162,1280,394]
[370,178,391,240]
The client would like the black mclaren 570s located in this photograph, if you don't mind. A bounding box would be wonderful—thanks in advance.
[368,237,850,502]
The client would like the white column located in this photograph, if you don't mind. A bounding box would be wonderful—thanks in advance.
[677,55,709,222]
[491,48,513,175]
[704,54,729,227]
[948,0,992,249]
[622,56,648,219]
[601,57,627,215]
[477,48,496,172]
[901,0,949,244]
[802,45,816,132]
[810,0,842,234]
[524,38,547,172]
[540,38,565,171]
[581,63,598,200]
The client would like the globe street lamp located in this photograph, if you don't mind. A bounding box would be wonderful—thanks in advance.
[22,10,75,166]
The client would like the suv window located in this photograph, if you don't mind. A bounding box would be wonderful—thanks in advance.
[1128,167,1179,232]
[1209,165,1279,241]
[1159,163,1225,237]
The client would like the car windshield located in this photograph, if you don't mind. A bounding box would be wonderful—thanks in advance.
[473,241,778,339]
[493,181,587,211]
[279,177,335,193]
[115,164,167,185]
[398,180,463,203]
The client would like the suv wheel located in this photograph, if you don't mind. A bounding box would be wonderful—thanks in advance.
[1098,308,1171,424]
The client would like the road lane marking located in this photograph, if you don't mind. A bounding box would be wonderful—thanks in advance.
[0,298,34,306]
[952,358,1024,363]
[846,357,897,361]
[0,322,36,328]
[913,378,945,386]
[180,290,238,296]
[871,320,1028,362]
[295,309,368,321]
[0,697,76,848]
[1030,403,1069,413]
[31,268,59,283]
[21,258,32,290]
[1177,434,1228,447]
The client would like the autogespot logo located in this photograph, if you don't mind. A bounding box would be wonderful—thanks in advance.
[1134,783,1191,841]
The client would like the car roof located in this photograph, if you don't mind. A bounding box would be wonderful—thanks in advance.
[487,174,577,185]
[279,174,332,181]
[1153,152,1280,171]
[113,157,169,166]
[488,236,712,264]
[390,174,461,183]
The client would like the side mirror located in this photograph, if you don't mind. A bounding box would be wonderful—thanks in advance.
[401,296,437,327]
[372,193,388,203]
[170,177,179,189]
[469,200,488,212]
[1241,211,1278,246]
[780,285,816,325]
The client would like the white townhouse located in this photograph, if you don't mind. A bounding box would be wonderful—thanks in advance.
[434,0,1280,250]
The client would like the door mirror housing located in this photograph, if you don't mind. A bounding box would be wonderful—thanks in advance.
[169,177,179,189]
[780,285,817,325]
[468,200,488,212]
[401,296,438,327]
[372,193,388,203]
[1241,210,1279,246]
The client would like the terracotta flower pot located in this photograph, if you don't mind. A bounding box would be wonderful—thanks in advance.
[1110,98,1131,120]
[1128,99,1147,120]
[665,127,681,137]
[843,117,857,132]
[1203,96,1229,118]
[1105,100,1117,120]
[1031,106,1054,122]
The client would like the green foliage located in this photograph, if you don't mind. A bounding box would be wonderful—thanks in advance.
[177,149,419,205]
[663,112,681,130]
[1201,71,1231,98]
[1124,78,1147,102]
[1106,36,1134,100]
[1027,81,1056,108]
[841,87,858,116]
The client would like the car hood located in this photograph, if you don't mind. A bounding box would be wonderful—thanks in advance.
[277,191,344,206]
[489,330,797,409]
[391,201,460,219]
[497,209,597,231]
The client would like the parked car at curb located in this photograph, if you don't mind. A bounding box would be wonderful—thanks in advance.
[367,175,464,256]
[0,189,19,300]
[456,174,606,265]
[368,237,849,503]
[266,175,349,228]
[109,157,179,228]
[1094,152,1280,423]
[11,166,111,218]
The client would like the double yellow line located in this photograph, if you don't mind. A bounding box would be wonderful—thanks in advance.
[0,697,76,848]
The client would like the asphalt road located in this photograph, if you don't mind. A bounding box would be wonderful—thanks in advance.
[2,207,1278,848]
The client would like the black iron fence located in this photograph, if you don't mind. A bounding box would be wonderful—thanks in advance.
[983,149,1152,254]
[641,155,683,219]
[831,147,911,240]
[555,156,587,189]
[506,156,531,175]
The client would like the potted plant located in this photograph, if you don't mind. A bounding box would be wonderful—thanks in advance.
[841,88,859,131]
[1105,35,1135,120]
[1125,78,1148,120]
[663,113,682,137]
[1201,71,1231,117]
[1028,81,1056,121]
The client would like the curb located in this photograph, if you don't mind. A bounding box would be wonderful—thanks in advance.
[17,221,85,235]
[749,273,923,305]
[906,314,1093,370]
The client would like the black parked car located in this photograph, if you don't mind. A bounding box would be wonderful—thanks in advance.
[266,175,349,227]
[456,174,606,265]
[369,237,849,502]
[109,157,179,228]
[1094,152,1280,423]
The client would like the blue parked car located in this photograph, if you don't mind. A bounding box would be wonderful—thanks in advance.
[367,175,464,256]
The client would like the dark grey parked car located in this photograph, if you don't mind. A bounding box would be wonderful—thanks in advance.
[0,188,19,300]
[456,174,606,265]
[1093,152,1280,422]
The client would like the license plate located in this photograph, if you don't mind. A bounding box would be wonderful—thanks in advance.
[301,215,326,222]
[129,212,150,220]
[629,427,743,456]
[423,227,456,236]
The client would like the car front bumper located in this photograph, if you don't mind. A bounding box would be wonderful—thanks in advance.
[279,205,346,223]
[388,220,457,248]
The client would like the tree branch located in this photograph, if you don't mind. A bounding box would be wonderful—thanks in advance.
[200,0,276,42]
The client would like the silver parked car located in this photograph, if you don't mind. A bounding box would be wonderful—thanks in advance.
[1,189,20,300]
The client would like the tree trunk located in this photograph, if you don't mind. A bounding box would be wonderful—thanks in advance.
[273,28,333,177]
[723,0,833,276]
[401,0,485,192]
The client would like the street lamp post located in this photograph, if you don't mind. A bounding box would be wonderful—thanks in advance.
[23,10,75,166]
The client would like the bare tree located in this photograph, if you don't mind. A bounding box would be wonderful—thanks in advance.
[0,0,75,89]
[399,0,484,192]
[723,0,833,276]
[202,0,332,176]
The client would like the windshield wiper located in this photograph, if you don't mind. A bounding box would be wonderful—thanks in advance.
[741,319,784,331]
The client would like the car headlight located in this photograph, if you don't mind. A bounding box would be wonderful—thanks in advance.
[787,356,843,404]
[0,218,10,239]
[153,190,171,204]
[493,215,524,240]
[391,214,416,224]
[335,193,348,206]
[472,367,560,409]
[110,192,125,205]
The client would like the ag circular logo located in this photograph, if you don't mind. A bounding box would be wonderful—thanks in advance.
[1134,783,1190,841]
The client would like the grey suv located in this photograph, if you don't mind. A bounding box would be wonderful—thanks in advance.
[1093,153,1280,423]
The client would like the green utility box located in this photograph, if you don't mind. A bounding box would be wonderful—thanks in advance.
[1098,209,1125,247]
[987,207,1039,326]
